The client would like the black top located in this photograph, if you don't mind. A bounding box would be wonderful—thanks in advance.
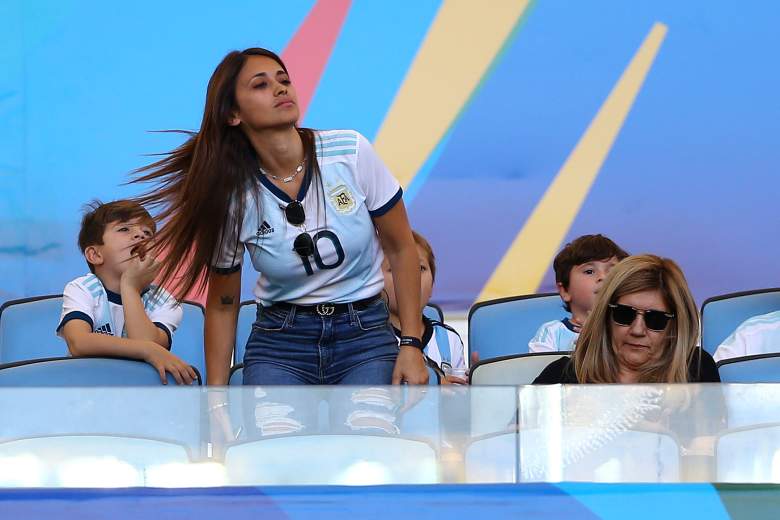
[533,348,721,384]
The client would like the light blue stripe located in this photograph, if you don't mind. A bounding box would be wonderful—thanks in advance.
[556,483,731,520]
[740,312,780,325]
[319,140,358,148]
[434,325,452,365]
[147,294,163,310]
[142,293,155,310]
[318,132,356,141]
[316,149,357,157]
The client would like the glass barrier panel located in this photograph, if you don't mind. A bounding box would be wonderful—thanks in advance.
[0,384,778,486]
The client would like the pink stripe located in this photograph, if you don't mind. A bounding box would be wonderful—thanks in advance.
[282,0,352,120]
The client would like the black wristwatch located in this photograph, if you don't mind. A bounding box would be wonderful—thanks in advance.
[399,336,423,350]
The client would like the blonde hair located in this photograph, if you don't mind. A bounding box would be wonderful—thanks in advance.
[574,254,699,383]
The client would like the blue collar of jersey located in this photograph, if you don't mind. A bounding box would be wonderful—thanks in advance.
[105,288,123,305]
[257,156,313,204]
[104,286,152,305]
[392,316,435,348]
[561,317,579,333]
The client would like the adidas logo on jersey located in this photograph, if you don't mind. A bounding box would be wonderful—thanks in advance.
[256,221,274,237]
[95,323,113,335]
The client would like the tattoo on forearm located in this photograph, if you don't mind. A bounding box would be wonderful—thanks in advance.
[220,296,235,305]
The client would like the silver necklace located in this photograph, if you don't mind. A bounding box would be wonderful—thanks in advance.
[259,158,305,183]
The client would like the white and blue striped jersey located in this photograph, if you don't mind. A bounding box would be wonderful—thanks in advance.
[528,318,578,353]
[714,310,780,362]
[213,130,402,306]
[57,274,182,346]
[393,317,466,371]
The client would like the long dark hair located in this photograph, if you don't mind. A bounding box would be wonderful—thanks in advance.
[131,48,321,298]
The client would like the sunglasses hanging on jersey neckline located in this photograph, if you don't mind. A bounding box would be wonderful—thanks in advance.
[608,303,675,331]
[282,200,315,258]
[272,155,315,259]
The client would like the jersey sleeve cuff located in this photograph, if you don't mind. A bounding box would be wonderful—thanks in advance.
[57,311,94,333]
[369,187,403,218]
[154,322,173,348]
[211,263,242,275]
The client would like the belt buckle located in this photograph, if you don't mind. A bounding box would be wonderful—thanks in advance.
[316,303,335,316]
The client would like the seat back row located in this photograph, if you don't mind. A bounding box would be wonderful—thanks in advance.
[3,289,779,381]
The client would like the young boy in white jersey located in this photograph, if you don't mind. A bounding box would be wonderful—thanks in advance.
[714,310,780,362]
[529,234,628,353]
[382,231,467,383]
[56,200,197,384]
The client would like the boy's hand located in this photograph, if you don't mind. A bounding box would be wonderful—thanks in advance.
[443,351,480,385]
[142,342,198,385]
[121,252,161,292]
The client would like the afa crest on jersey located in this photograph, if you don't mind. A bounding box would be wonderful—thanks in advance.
[328,185,356,214]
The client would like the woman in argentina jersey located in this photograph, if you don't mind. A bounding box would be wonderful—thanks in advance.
[132,48,427,387]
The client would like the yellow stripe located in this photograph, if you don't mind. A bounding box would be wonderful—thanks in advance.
[478,22,669,302]
[374,0,531,188]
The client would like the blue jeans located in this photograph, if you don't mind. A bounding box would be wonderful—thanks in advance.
[242,297,399,385]
[241,298,401,436]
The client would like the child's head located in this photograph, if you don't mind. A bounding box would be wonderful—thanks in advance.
[553,234,628,319]
[78,200,156,276]
[382,231,436,317]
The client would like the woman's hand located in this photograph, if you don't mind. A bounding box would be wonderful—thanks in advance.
[207,390,237,452]
[392,346,429,385]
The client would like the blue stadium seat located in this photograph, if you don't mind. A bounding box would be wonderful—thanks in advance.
[701,288,780,354]
[0,295,207,378]
[716,425,780,483]
[0,356,201,386]
[423,303,444,322]
[0,295,69,363]
[229,364,244,385]
[173,301,207,379]
[716,353,780,383]
[223,434,438,485]
[468,293,563,360]
[0,435,193,487]
[233,301,257,365]
[470,352,571,385]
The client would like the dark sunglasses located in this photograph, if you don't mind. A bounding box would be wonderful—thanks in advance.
[283,201,314,257]
[608,303,675,331]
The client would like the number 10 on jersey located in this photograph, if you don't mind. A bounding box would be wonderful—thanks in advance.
[299,230,345,276]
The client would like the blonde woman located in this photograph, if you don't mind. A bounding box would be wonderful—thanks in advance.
[534,254,720,384]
